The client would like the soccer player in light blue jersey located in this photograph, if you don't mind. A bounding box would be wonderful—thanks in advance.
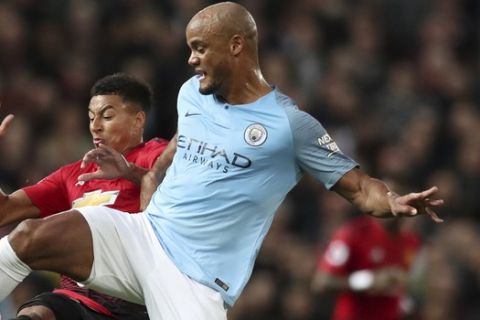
[0,2,444,320]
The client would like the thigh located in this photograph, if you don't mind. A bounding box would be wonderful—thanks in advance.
[77,207,150,305]
[17,292,112,320]
[144,280,227,320]
[141,236,227,320]
[9,210,93,281]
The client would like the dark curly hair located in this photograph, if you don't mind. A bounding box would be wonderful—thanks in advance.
[90,73,153,112]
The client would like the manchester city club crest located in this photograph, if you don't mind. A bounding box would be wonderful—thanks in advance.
[244,123,268,146]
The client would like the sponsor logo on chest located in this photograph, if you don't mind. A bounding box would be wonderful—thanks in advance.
[72,190,119,208]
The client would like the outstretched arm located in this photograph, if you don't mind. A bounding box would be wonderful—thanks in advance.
[0,189,41,226]
[311,267,408,295]
[0,114,41,225]
[332,168,444,222]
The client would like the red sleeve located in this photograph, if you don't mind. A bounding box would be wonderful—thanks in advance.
[137,138,169,168]
[22,167,71,217]
[319,228,354,276]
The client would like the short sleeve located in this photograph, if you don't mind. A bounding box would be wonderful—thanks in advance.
[141,139,170,168]
[319,230,353,275]
[22,168,70,217]
[284,107,358,189]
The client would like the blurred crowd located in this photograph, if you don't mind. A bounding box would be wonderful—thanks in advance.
[0,0,479,319]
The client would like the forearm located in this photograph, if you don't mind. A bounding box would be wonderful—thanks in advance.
[312,272,350,293]
[122,163,149,185]
[333,169,395,218]
[140,171,163,210]
[139,137,176,210]
[313,268,406,294]
[312,270,377,293]
[0,190,40,226]
[352,177,395,218]
[334,168,444,222]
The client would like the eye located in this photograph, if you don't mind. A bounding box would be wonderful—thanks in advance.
[192,42,206,54]
[103,113,114,120]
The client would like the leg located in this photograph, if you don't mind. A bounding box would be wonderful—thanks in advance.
[0,210,92,301]
[9,210,93,280]
[139,219,227,320]
[71,206,146,305]
[82,208,226,319]
[17,305,55,320]
[17,292,114,320]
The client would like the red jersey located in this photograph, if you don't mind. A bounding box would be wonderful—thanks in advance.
[24,138,168,216]
[319,216,420,320]
[22,138,168,317]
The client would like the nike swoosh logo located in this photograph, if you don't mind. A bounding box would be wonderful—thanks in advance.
[185,111,201,117]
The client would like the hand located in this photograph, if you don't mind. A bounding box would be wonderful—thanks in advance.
[388,186,444,223]
[369,267,408,295]
[0,114,14,137]
[78,144,131,182]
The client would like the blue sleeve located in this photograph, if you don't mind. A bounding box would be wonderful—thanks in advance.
[284,107,358,189]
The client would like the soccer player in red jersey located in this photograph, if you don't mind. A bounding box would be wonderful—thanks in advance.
[312,216,421,320]
[0,3,443,319]
[0,73,174,320]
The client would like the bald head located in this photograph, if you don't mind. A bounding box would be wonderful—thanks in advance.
[188,2,257,44]
[186,2,270,102]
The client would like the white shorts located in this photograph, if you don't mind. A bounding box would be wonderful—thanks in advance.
[77,206,227,320]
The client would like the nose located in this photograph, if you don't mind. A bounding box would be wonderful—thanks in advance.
[90,117,102,133]
[188,52,199,66]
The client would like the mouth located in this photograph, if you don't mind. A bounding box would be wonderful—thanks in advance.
[93,138,105,147]
[195,69,206,80]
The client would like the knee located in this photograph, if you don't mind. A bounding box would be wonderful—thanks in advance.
[9,219,47,263]
[18,305,56,320]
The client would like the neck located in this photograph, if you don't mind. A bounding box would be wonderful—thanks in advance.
[121,138,144,155]
[217,67,271,105]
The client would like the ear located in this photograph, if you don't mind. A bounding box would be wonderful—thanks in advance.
[134,111,146,131]
[230,34,244,56]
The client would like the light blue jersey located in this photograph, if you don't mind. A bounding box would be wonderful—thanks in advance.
[147,76,358,305]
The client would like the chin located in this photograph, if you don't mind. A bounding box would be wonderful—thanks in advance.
[198,75,220,95]
[199,84,217,95]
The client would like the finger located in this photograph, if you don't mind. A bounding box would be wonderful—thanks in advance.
[393,205,418,217]
[0,114,14,135]
[426,207,444,223]
[78,172,104,182]
[83,148,109,163]
[402,186,439,202]
[420,186,438,198]
[97,143,121,157]
[81,152,94,168]
[427,199,444,207]
[415,186,439,199]
[81,151,100,168]
[98,144,126,165]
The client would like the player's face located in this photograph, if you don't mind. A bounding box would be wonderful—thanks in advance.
[186,19,231,95]
[88,95,145,153]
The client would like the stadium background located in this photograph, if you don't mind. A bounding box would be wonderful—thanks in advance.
[0,0,479,318]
